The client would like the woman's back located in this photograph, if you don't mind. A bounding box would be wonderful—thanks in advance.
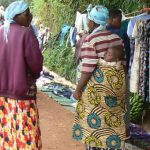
[80,30,123,73]
[0,1,43,149]
[0,24,43,99]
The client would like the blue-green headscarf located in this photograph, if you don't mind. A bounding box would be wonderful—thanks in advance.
[4,0,28,42]
[87,4,109,34]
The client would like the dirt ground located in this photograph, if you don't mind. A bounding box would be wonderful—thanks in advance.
[37,91,85,150]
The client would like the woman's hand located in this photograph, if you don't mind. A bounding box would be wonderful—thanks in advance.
[74,72,92,100]
[73,89,82,100]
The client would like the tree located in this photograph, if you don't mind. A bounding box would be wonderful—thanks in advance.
[31,0,150,35]
[0,0,32,8]
[0,0,16,8]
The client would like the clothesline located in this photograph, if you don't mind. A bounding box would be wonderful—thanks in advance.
[125,10,143,17]
[125,8,150,17]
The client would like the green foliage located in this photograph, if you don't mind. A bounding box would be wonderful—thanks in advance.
[43,44,76,83]
[30,0,150,35]
[30,0,75,34]
[0,0,31,8]
[0,0,16,8]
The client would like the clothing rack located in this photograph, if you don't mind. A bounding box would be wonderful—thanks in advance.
[125,10,143,17]
[125,8,150,17]
[129,18,150,103]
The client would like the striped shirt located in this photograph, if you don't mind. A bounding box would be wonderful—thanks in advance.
[80,30,123,73]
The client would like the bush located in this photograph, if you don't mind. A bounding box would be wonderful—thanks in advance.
[30,0,150,35]
[43,43,76,83]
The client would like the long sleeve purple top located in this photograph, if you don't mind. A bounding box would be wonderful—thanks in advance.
[0,24,43,100]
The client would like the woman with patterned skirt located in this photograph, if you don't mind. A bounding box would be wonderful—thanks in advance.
[72,5,128,150]
[0,1,43,149]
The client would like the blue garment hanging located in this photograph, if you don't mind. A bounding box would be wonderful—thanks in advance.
[60,24,70,47]
[69,27,77,47]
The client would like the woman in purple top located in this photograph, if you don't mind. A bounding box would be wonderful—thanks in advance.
[0,1,43,149]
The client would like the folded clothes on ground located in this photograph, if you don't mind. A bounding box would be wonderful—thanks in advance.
[130,123,150,140]
[41,82,77,111]
[46,82,73,99]
[125,123,150,150]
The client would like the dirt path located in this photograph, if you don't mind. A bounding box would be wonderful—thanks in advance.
[37,91,85,150]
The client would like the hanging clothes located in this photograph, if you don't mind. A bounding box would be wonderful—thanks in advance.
[69,27,77,47]
[75,11,83,33]
[127,12,150,102]
[60,24,70,47]
[138,19,150,102]
[130,20,142,93]
[127,13,150,37]
[128,38,135,76]
[82,13,89,32]
[129,19,150,102]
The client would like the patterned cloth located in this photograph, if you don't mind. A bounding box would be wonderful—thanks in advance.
[0,97,42,150]
[127,13,150,37]
[138,20,150,102]
[86,146,123,150]
[73,60,127,149]
[129,123,150,140]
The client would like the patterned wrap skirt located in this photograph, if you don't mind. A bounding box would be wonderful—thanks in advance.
[0,97,42,150]
[73,62,128,149]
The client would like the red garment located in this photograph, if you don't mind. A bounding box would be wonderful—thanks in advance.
[0,24,43,100]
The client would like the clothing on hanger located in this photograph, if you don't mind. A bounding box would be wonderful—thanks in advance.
[60,24,70,47]
[129,19,150,102]
[130,20,142,93]
[69,27,77,47]
[82,13,89,32]
[127,12,150,37]
[75,11,83,33]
